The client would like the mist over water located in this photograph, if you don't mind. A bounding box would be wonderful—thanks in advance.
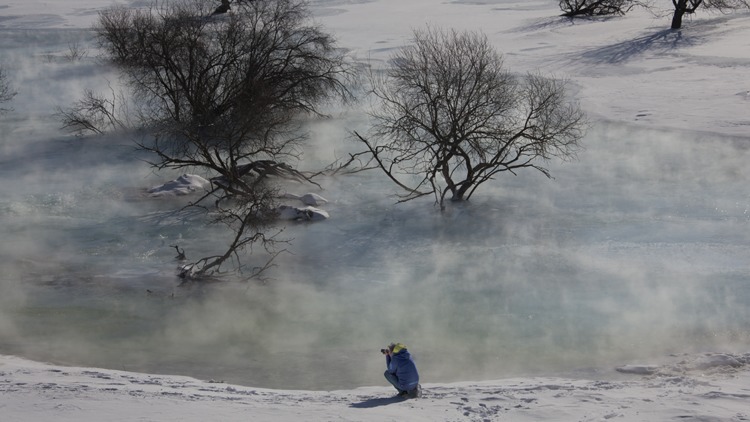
[1,27,750,391]
[2,115,749,390]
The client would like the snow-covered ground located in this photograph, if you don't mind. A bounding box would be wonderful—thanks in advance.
[3,353,750,421]
[2,0,750,420]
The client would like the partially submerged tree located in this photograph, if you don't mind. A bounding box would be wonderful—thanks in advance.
[559,0,640,16]
[57,85,129,135]
[93,0,352,278]
[354,27,586,210]
[670,0,750,29]
[0,65,16,114]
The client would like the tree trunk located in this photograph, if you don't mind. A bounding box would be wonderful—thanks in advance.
[671,0,687,29]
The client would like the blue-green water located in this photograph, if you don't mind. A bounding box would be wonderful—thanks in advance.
[0,21,748,390]
[1,118,749,390]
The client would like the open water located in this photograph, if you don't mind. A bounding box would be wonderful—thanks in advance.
[0,25,749,391]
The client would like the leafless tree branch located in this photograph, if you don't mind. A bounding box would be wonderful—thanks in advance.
[0,66,16,114]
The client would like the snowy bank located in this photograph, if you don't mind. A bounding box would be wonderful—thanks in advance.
[2,354,750,421]
[147,174,211,197]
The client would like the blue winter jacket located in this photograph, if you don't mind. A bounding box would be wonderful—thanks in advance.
[386,348,420,391]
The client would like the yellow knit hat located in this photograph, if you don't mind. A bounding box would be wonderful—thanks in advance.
[390,342,406,354]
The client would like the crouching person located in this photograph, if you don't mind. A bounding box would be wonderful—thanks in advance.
[382,342,421,398]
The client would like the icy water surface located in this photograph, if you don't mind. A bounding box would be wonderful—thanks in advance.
[0,25,749,390]
[1,117,749,390]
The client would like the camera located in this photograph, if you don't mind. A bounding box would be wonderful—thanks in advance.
[380,348,388,354]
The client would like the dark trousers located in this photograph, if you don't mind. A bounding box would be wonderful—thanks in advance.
[384,370,404,393]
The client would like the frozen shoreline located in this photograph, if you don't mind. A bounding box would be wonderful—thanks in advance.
[2,353,750,421]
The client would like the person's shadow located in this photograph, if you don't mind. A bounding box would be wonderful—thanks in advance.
[350,396,406,408]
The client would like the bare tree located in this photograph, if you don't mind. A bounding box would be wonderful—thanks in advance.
[355,27,586,210]
[560,0,749,29]
[57,84,129,135]
[177,182,284,280]
[670,0,750,29]
[94,0,352,279]
[0,65,16,114]
[559,0,640,16]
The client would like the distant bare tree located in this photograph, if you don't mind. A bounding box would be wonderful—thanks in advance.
[355,28,586,210]
[94,0,352,279]
[57,85,129,135]
[561,0,749,29]
[64,41,89,61]
[559,0,640,16]
[0,65,16,114]
[670,0,750,29]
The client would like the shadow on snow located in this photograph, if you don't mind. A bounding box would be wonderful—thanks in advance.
[350,396,407,408]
